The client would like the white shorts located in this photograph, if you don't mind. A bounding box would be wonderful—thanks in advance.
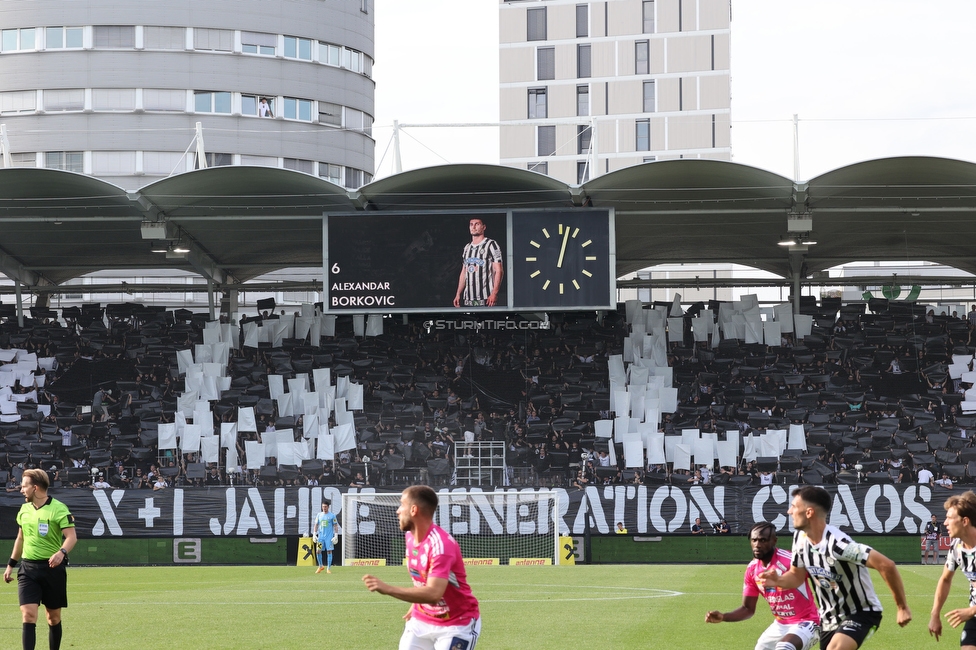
[398,616,481,650]
[755,620,819,650]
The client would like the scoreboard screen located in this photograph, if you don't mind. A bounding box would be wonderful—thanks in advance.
[325,209,613,312]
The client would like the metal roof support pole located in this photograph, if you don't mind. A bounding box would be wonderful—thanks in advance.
[789,250,805,315]
[195,122,207,170]
[224,288,238,325]
[393,120,402,174]
[590,116,599,179]
[0,124,11,168]
[13,278,23,328]
[207,279,216,321]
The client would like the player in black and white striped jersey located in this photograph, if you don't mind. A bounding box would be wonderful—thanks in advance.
[761,486,912,649]
[929,491,976,647]
[453,218,503,308]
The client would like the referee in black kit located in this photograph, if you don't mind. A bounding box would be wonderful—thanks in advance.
[4,468,77,650]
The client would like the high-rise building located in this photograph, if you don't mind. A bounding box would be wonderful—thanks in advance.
[0,0,375,190]
[499,0,730,184]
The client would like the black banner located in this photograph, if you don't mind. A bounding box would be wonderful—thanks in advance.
[0,483,951,539]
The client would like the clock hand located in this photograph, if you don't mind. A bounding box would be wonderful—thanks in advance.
[556,226,570,268]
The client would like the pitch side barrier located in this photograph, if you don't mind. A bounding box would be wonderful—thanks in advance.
[0,484,948,540]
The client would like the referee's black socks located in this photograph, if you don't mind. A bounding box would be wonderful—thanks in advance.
[50,622,62,650]
[22,622,35,649]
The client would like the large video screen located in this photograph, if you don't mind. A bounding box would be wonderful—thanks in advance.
[327,212,508,310]
[325,209,613,312]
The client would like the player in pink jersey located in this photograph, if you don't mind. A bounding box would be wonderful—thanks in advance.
[363,486,481,649]
[706,522,820,650]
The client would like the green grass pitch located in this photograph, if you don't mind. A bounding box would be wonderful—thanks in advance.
[0,563,956,649]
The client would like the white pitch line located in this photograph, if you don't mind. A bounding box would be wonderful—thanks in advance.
[66,590,685,607]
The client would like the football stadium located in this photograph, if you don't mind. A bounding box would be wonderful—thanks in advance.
[3,1,976,648]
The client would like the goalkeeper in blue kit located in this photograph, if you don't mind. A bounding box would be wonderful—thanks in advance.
[313,500,338,574]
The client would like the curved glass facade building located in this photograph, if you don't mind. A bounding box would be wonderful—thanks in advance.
[0,0,375,189]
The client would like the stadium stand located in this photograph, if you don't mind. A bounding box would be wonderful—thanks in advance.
[0,296,975,491]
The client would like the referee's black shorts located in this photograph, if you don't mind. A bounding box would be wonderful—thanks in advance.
[18,559,68,609]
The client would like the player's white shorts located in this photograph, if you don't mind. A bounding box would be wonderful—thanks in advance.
[755,620,819,650]
[398,616,481,650]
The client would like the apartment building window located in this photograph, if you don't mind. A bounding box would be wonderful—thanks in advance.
[9,153,37,168]
[528,161,548,175]
[45,27,83,49]
[196,152,233,167]
[94,26,135,49]
[283,158,315,174]
[636,119,650,151]
[577,161,589,184]
[319,163,342,185]
[643,1,655,33]
[283,97,313,121]
[143,26,185,50]
[537,125,555,157]
[92,89,136,111]
[92,151,136,176]
[2,28,36,52]
[143,152,186,175]
[527,7,547,41]
[577,85,589,116]
[43,89,84,112]
[193,28,233,52]
[0,90,36,115]
[342,48,364,73]
[320,42,341,66]
[318,101,342,127]
[528,88,547,119]
[143,89,186,112]
[635,40,649,74]
[344,108,370,133]
[345,168,364,189]
[242,94,275,117]
[242,31,276,56]
[576,4,588,38]
[284,36,314,60]
[537,47,555,81]
[577,44,591,78]
[194,91,232,114]
[643,80,656,112]
[578,125,592,155]
[45,151,84,173]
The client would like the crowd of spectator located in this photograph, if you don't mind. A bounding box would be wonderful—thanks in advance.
[1,298,976,492]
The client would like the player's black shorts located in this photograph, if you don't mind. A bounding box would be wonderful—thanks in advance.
[960,616,976,647]
[18,559,68,609]
[820,612,882,649]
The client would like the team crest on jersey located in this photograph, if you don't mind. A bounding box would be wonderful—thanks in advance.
[817,578,837,591]
[449,638,469,650]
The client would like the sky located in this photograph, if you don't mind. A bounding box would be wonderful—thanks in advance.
[372,0,976,181]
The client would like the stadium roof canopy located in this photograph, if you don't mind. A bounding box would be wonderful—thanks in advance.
[1,156,975,293]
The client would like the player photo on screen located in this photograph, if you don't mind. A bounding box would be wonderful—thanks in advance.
[454,216,504,308]
[327,213,508,311]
